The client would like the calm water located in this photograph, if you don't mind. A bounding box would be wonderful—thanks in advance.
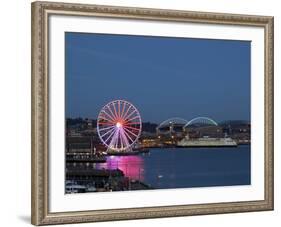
[97,145,251,189]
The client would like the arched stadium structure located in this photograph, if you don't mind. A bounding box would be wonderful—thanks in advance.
[156,117,188,136]
[183,117,218,129]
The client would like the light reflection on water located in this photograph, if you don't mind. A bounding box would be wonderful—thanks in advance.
[96,156,144,181]
[96,146,250,189]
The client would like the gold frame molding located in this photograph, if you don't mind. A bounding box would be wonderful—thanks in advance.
[31,1,274,225]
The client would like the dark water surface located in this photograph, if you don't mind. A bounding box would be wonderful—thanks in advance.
[98,145,251,189]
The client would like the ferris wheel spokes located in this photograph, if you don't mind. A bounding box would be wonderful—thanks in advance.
[97,100,142,152]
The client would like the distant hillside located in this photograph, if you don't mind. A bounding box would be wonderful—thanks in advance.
[219,120,250,126]
[142,122,158,133]
[66,118,97,127]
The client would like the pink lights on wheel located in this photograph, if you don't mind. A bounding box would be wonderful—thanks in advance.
[97,100,142,152]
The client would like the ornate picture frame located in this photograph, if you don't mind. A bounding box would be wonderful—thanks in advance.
[31,1,274,225]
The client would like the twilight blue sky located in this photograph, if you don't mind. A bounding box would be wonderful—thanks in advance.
[65,32,251,123]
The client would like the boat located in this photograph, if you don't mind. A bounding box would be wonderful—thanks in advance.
[177,136,237,147]
[65,181,87,193]
[86,186,97,192]
[105,148,149,156]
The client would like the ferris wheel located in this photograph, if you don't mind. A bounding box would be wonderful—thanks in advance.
[97,100,142,152]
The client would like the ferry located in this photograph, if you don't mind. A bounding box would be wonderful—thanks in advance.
[177,136,237,148]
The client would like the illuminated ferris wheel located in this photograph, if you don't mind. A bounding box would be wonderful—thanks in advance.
[97,100,142,152]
